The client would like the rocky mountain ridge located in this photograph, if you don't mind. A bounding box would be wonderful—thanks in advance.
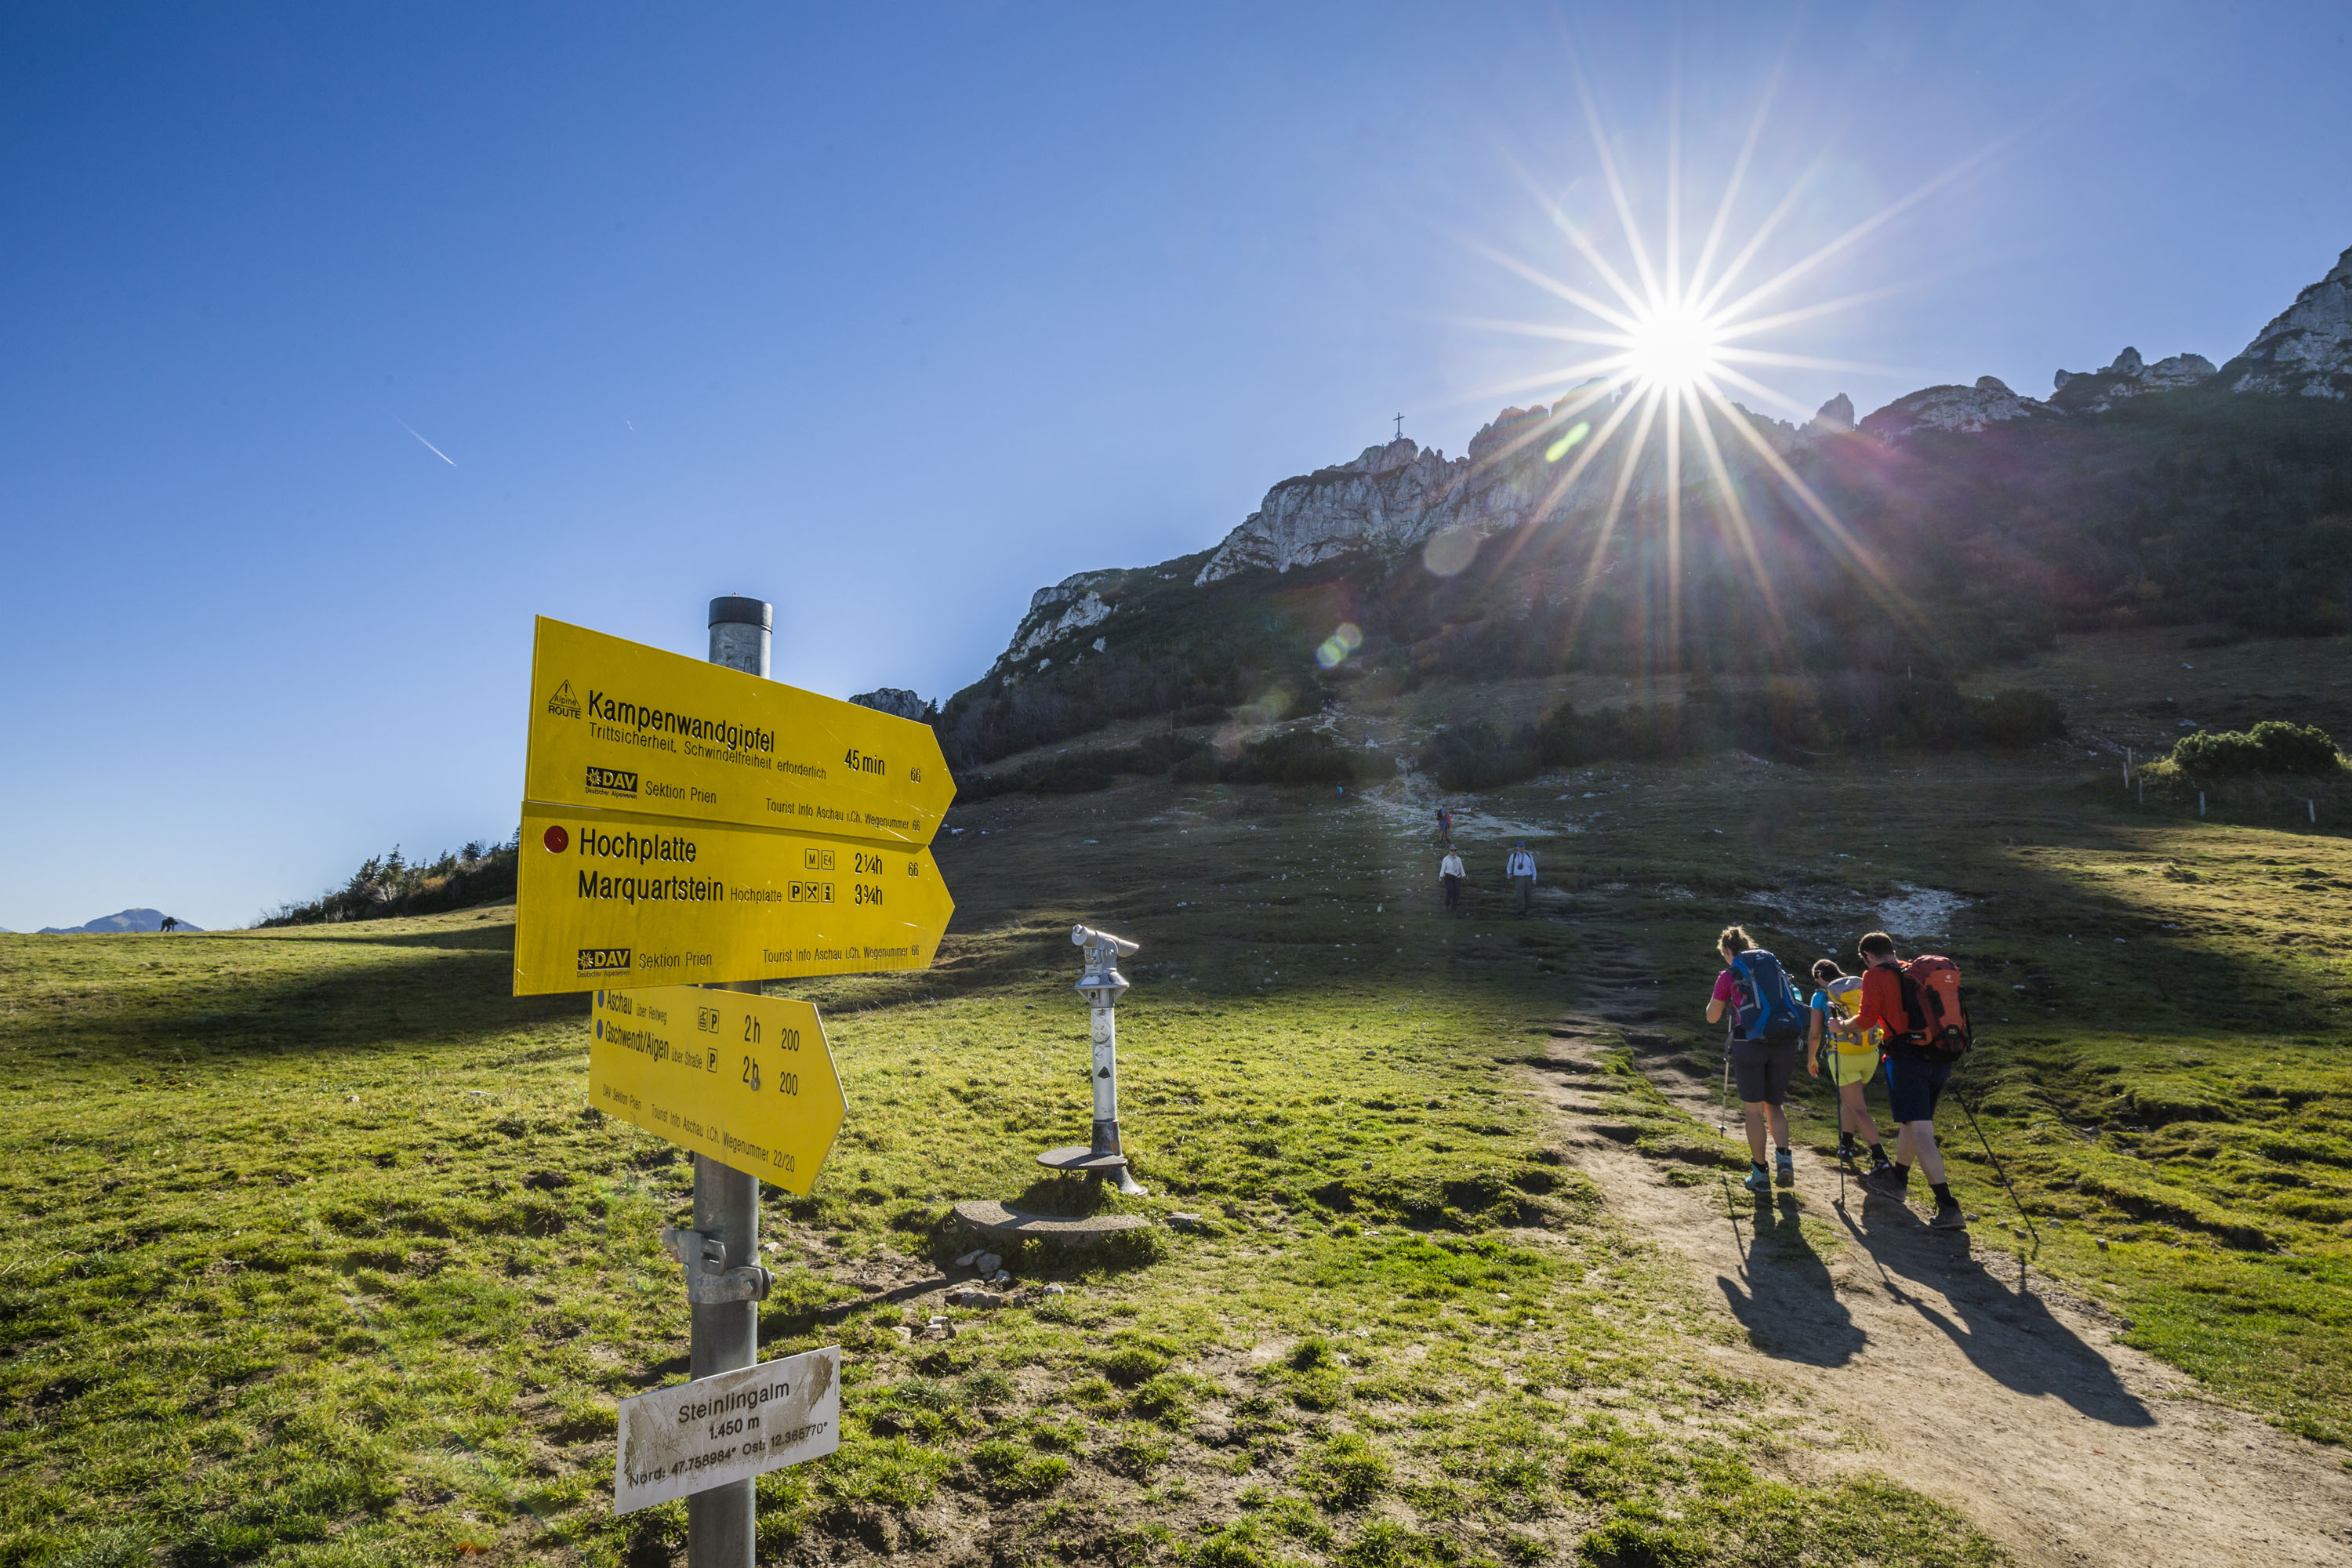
[1146,241,2352,600]
[926,241,2352,761]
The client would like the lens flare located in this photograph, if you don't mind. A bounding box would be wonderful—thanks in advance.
[1451,60,1994,659]
[1314,622,1364,670]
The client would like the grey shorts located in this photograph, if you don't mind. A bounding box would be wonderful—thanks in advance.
[1730,1040,1799,1106]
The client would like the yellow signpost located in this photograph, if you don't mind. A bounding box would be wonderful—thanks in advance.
[525,617,953,848]
[514,804,953,996]
[590,985,845,1196]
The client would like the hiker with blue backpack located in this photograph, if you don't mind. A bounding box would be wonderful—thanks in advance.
[1704,926,1808,1192]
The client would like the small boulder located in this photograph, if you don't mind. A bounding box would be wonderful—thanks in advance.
[1167,1212,1207,1232]
[974,1252,1003,1274]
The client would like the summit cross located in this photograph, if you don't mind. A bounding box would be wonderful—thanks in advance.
[1392,412,1403,440]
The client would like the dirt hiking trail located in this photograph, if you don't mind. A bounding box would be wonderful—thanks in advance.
[1525,952,2352,1567]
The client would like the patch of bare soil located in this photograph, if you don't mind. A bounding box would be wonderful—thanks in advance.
[1532,961,2352,1567]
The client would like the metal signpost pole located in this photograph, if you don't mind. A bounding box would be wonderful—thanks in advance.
[691,595,772,1568]
[1073,925,1148,1196]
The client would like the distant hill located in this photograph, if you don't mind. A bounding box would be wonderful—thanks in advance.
[37,908,202,935]
[931,242,2352,771]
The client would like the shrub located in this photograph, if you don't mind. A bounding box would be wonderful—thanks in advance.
[1420,720,1523,791]
[2170,720,2343,779]
[1226,728,1359,786]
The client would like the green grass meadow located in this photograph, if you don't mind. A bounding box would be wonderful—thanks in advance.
[5,652,2350,1563]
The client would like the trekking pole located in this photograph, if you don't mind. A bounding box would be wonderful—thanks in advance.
[1953,1082,2038,1252]
[1718,1034,1732,1138]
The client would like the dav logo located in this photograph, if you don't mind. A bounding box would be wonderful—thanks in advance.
[546,680,583,720]
[586,765,638,798]
[577,947,631,975]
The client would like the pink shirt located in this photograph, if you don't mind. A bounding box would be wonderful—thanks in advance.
[1711,969,1737,1004]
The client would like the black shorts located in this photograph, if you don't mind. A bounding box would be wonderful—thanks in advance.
[1730,1039,1798,1107]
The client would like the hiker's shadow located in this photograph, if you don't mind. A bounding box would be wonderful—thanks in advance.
[1716,1189,1866,1367]
[1842,1196,2153,1427]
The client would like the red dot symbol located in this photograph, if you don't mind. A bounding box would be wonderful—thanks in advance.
[543,825,569,853]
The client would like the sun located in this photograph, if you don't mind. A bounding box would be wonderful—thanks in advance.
[1623,299,1724,393]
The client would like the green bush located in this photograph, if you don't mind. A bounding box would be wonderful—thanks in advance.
[1225,729,1359,786]
[2170,720,2343,779]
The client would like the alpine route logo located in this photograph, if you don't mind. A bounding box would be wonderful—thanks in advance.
[578,947,631,975]
[546,680,583,720]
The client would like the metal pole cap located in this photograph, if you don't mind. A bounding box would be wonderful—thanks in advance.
[708,596,772,630]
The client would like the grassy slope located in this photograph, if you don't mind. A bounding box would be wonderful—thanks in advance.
[2,824,2007,1567]
[5,630,2347,1565]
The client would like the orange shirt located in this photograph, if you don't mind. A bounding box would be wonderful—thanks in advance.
[1853,964,1911,1039]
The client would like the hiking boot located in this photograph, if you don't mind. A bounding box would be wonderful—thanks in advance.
[1863,1164,1907,1198]
[1929,1200,1968,1231]
[1775,1149,1795,1187]
[1742,1163,1771,1193]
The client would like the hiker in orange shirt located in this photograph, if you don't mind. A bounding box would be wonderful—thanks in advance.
[1851,931,1965,1230]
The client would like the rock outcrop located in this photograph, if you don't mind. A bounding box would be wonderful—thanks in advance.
[1859,376,2057,441]
[1191,394,1712,586]
[2222,245,2352,401]
[2049,347,2217,412]
[1802,393,1855,441]
[849,688,931,721]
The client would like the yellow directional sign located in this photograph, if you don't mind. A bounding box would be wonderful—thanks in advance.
[590,986,846,1195]
[514,804,953,996]
[525,616,955,848]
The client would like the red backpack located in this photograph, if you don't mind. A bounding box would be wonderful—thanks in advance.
[1895,955,1971,1062]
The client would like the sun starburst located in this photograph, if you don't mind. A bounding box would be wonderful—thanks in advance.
[1457,71,2010,664]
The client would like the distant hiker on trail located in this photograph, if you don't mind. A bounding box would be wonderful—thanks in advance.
[1806,958,1892,1180]
[1853,931,1967,1230]
[1505,841,1537,916]
[1435,804,1454,848]
[1705,925,1806,1192]
[1439,847,1465,916]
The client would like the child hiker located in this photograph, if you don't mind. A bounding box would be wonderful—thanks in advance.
[1806,958,1892,1180]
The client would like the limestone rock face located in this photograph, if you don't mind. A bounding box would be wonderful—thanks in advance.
[2223,245,2352,401]
[1860,376,2058,440]
[990,570,1123,675]
[1192,397,1682,586]
[2049,347,2217,412]
[849,688,931,721]
[1805,393,1855,438]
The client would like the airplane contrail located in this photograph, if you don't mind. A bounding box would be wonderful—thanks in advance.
[394,416,456,466]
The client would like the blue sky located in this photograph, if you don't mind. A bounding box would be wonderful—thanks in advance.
[3,2,2347,931]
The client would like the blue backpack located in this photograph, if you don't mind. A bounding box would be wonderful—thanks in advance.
[1727,949,1807,1045]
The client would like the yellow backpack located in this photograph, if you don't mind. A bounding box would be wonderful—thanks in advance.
[1821,975,1882,1054]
